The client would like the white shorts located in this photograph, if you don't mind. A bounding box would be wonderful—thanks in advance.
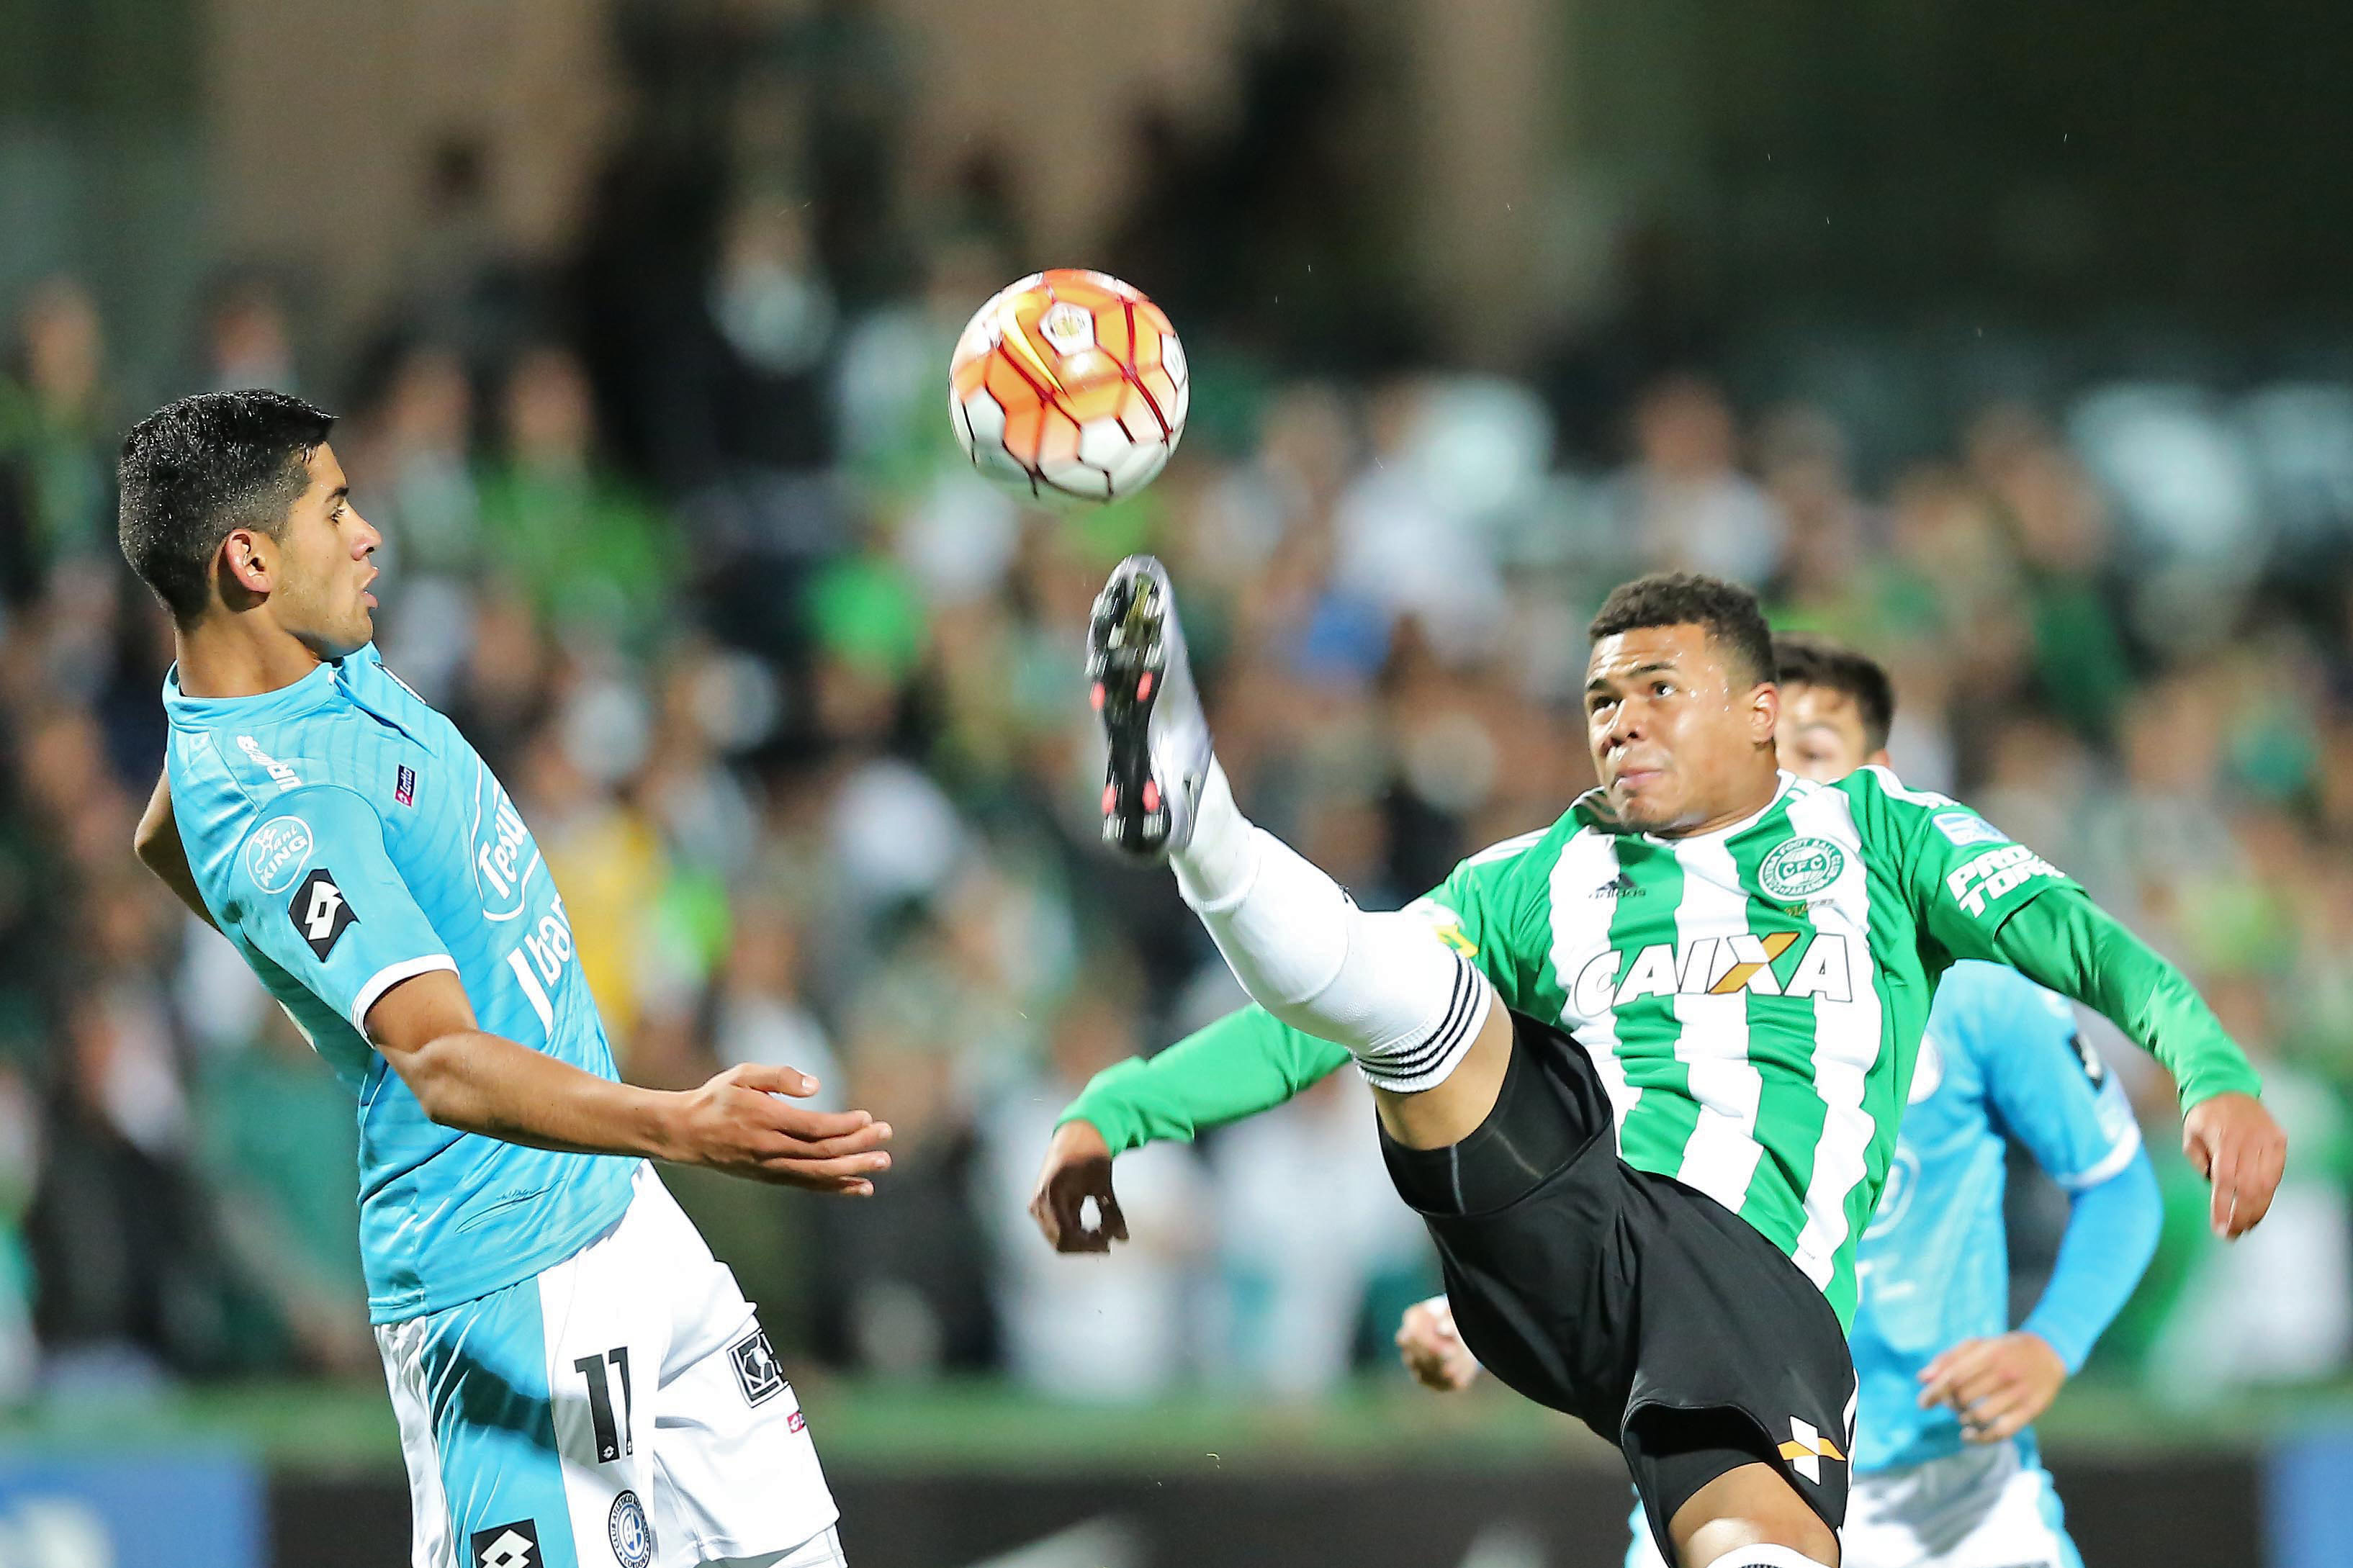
[1621,1441,2081,1568]
[377,1164,842,1568]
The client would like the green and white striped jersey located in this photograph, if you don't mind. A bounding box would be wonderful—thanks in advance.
[1410,766,2074,1325]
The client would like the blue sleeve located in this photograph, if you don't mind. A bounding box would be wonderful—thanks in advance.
[1973,967,2144,1191]
[1964,965,2162,1371]
[2020,1152,2162,1373]
[222,785,456,1033]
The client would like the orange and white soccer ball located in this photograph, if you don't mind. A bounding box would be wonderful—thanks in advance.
[948,269,1188,503]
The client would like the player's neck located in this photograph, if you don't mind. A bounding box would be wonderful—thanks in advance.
[174,612,328,700]
[1656,766,1783,839]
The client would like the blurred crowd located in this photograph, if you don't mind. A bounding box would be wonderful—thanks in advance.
[0,9,2350,1417]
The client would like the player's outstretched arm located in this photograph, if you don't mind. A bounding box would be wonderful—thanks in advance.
[1032,1005,1349,1252]
[1987,888,2284,1237]
[133,770,219,932]
[368,969,893,1194]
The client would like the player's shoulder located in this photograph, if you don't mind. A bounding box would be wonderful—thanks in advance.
[1831,766,2013,847]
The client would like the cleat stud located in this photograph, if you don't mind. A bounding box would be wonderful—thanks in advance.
[1142,780,1161,812]
[1090,684,1104,711]
[1102,783,1117,814]
[1137,670,1154,700]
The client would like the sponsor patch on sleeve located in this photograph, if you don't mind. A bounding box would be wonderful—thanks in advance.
[1933,810,2010,848]
[728,1327,786,1406]
[1944,844,2066,917]
[244,815,315,894]
[289,868,359,960]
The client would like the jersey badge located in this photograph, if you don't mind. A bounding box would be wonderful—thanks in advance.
[729,1327,786,1405]
[606,1491,654,1568]
[469,1520,541,1568]
[1777,1416,1846,1482]
[395,765,416,807]
[1758,837,1845,899]
[289,869,358,960]
[1933,809,2008,847]
[245,816,315,894]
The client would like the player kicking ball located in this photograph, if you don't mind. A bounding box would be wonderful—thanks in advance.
[1399,634,2164,1568]
[1043,560,2283,1568]
[118,391,889,1568]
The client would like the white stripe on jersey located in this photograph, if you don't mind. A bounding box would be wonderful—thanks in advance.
[1666,834,1766,1215]
[1548,826,1641,1131]
[1785,782,1886,1290]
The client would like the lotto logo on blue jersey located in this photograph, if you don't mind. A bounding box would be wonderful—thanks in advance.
[288,870,357,961]
[469,1519,540,1568]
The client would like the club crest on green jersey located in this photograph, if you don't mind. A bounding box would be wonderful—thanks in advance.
[1758,836,1846,900]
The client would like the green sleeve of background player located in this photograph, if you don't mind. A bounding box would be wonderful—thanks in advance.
[1057,819,1567,1154]
[1061,1007,1352,1154]
[1841,766,2262,1112]
[1987,888,2263,1111]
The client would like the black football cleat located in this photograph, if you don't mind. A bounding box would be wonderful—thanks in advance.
[1089,554,1214,860]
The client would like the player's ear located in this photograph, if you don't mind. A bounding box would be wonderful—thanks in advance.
[216,527,274,604]
[1747,679,1779,747]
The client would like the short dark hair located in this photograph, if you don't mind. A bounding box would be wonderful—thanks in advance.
[117,389,335,621]
[1588,572,1774,688]
[1775,632,1896,752]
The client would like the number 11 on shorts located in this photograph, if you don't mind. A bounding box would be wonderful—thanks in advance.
[575,1346,634,1463]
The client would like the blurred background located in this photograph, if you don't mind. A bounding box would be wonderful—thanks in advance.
[4,0,2353,1563]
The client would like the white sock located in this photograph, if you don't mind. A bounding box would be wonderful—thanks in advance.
[1701,1547,1833,1568]
[1170,760,1492,1093]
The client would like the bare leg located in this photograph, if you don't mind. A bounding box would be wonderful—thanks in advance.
[1670,1465,1839,1568]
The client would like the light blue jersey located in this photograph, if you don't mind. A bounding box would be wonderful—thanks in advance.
[165,644,634,1323]
[1850,960,2141,1473]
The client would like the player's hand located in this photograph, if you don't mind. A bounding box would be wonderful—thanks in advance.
[2183,1091,2287,1238]
[1916,1331,2066,1443]
[662,1063,892,1194]
[1030,1118,1128,1252]
[1395,1295,1480,1392]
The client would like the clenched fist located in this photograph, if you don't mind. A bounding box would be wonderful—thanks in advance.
[1030,1118,1129,1252]
[1395,1295,1480,1392]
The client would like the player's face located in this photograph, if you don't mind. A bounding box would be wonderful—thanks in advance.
[269,443,381,659]
[1585,623,1778,835]
[1776,683,1888,783]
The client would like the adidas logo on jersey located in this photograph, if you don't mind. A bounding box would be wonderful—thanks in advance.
[1569,931,1855,1012]
[1590,873,1645,899]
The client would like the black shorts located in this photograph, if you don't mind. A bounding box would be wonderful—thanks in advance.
[1380,1007,1856,1564]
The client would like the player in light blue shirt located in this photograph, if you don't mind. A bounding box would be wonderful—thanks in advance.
[1401,636,2162,1568]
[122,390,887,1568]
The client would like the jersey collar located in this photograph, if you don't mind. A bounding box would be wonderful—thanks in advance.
[163,649,354,729]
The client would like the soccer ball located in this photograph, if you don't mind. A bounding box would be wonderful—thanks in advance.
[948,269,1188,503]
